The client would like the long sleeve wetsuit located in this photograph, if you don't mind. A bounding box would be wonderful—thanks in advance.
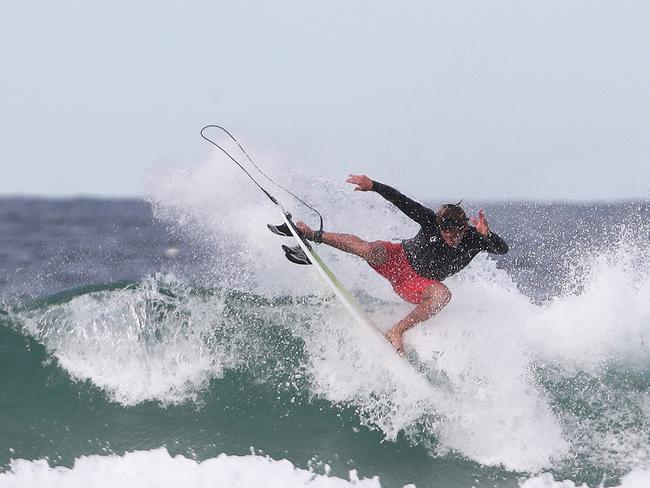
[371,180,508,281]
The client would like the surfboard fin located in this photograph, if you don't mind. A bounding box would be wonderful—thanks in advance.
[267,222,293,237]
[282,244,312,265]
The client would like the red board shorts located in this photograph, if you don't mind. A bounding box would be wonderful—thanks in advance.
[370,241,439,304]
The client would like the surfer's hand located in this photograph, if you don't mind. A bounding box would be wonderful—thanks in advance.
[295,221,315,240]
[470,209,490,236]
[346,174,373,191]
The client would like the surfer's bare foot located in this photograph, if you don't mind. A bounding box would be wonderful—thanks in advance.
[386,329,405,356]
[295,221,315,240]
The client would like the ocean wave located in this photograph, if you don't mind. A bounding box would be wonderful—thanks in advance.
[4,222,649,474]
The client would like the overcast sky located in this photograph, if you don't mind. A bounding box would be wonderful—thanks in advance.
[1,0,648,200]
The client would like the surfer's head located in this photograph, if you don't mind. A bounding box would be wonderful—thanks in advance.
[436,202,468,247]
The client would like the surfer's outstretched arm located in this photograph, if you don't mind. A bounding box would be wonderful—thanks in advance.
[346,174,436,226]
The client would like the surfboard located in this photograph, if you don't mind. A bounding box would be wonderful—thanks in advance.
[269,211,435,387]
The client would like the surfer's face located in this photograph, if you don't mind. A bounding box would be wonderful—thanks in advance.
[440,225,466,247]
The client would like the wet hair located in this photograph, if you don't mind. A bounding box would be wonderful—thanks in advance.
[436,202,468,229]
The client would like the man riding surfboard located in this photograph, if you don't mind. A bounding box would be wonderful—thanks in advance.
[296,174,508,355]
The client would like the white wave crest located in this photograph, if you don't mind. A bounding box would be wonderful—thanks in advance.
[19,274,237,406]
[0,448,387,488]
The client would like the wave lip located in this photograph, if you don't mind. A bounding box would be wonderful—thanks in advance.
[17,274,235,406]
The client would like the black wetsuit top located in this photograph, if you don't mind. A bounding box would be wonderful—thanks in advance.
[372,181,509,281]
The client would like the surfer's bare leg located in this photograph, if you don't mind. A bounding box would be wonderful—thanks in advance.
[386,283,451,355]
[295,222,387,267]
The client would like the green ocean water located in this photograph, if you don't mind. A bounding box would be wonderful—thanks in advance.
[2,275,649,487]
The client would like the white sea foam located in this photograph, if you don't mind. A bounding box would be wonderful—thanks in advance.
[0,448,387,488]
[1,450,647,488]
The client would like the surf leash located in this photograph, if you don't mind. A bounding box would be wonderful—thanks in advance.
[200,125,324,235]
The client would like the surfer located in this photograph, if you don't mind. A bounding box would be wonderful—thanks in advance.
[296,174,508,355]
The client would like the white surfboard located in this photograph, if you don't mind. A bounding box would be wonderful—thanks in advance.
[277,211,435,389]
